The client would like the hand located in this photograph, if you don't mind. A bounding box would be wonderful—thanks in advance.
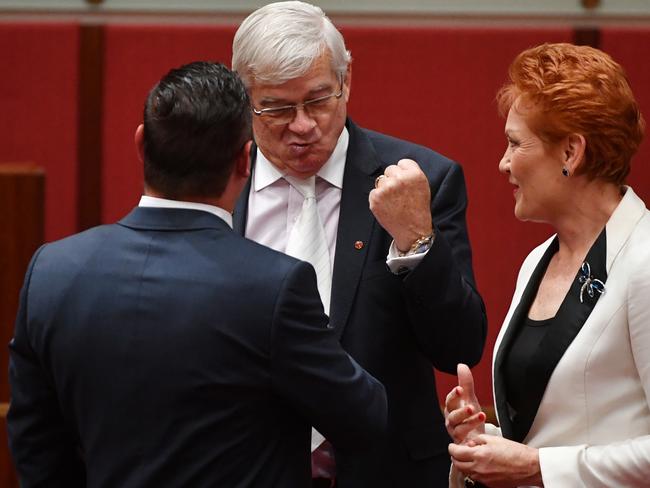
[444,363,485,444]
[448,435,542,488]
[369,159,433,252]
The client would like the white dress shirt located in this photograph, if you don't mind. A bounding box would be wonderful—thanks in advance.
[245,127,426,275]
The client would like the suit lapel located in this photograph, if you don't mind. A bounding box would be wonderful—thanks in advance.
[232,146,256,236]
[496,230,609,443]
[330,120,383,338]
[493,237,558,440]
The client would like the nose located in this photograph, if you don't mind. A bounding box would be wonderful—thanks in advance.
[287,106,317,134]
[499,148,511,174]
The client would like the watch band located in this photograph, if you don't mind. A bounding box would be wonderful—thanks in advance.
[397,232,435,257]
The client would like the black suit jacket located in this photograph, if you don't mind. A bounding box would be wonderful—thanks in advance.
[234,119,487,487]
[8,207,387,488]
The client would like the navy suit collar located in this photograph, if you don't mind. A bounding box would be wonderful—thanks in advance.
[118,206,232,232]
[494,229,608,442]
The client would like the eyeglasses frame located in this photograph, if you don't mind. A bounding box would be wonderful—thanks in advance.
[251,74,344,123]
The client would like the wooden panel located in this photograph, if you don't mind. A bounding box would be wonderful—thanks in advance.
[77,24,105,231]
[0,164,44,488]
[0,414,18,488]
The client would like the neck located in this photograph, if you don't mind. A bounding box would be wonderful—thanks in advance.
[552,180,622,259]
[144,186,231,212]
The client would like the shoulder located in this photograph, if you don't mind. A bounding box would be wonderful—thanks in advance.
[616,208,650,279]
[33,224,116,265]
[236,234,303,272]
[515,235,556,288]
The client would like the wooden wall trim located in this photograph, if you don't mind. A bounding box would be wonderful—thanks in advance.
[77,23,105,231]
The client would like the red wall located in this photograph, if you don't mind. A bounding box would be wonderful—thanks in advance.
[0,23,79,241]
[2,21,650,407]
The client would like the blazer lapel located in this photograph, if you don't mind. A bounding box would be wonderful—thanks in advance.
[496,230,608,443]
[232,146,256,236]
[330,120,383,338]
[493,237,558,440]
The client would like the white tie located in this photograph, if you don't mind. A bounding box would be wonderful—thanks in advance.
[285,175,332,315]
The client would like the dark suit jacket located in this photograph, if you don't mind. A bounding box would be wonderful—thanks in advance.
[7,207,387,488]
[234,119,487,487]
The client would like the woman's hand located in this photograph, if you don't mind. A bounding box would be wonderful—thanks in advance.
[448,434,542,488]
[444,363,485,444]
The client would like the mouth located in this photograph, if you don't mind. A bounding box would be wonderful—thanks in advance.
[288,142,314,157]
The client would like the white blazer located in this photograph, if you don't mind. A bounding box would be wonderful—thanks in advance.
[489,186,650,487]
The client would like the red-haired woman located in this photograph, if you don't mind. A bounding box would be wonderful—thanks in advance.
[445,43,649,487]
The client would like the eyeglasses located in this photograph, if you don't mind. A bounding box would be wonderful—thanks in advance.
[251,76,344,126]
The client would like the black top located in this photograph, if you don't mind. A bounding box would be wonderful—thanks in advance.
[504,316,555,423]
[494,228,608,442]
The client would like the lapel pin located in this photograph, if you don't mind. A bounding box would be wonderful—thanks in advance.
[354,240,364,250]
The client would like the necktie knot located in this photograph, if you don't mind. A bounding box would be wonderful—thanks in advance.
[285,175,316,200]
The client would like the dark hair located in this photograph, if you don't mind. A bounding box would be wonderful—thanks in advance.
[143,61,252,198]
[497,43,645,185]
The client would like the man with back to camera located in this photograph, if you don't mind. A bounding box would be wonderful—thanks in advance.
[7,61,387,488]
[231,2,487,487]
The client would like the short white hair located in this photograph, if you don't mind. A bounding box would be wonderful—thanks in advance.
[232,1,351,86]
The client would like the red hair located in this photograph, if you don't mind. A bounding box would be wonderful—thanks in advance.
[497,43,645,184]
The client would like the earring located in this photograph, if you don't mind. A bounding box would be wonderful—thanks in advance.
[562,167,570,177]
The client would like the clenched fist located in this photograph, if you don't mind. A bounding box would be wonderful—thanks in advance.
[369,159,433,252]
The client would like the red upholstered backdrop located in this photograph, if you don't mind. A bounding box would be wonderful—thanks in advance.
[601,27,650,205]
[102,24,237,223]
[0,22,79,242]
[3,20,650,411]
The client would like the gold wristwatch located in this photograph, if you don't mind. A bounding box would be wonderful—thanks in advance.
[397,232,435,257]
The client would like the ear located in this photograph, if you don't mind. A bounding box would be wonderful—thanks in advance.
[134,124,145,163]
[343,62,352,103]
[235,140,253,179]
[563,133,586,174]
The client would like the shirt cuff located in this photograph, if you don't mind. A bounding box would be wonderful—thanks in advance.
[386,240,430,274]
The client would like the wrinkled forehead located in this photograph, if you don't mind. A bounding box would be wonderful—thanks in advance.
[243,47,340,87]
[248,52,340,93]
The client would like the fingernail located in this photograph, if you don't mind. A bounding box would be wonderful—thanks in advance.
[478,412,486,421]
[466,406,473,415]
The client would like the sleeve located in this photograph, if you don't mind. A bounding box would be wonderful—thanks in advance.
[269,260,388,449]
[7,247,86,488]
[538,261,650,487]
[402,162,487,372]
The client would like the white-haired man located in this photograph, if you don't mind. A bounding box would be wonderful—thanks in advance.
[231,2,487,487]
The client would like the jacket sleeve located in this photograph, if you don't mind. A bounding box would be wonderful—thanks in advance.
[403,162,487,372]
[270,260,388,449]
[538,264,650,487]
[7,247,86,488]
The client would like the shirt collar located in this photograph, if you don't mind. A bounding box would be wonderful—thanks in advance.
[138,195,233,228]
[253,126,349,192]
